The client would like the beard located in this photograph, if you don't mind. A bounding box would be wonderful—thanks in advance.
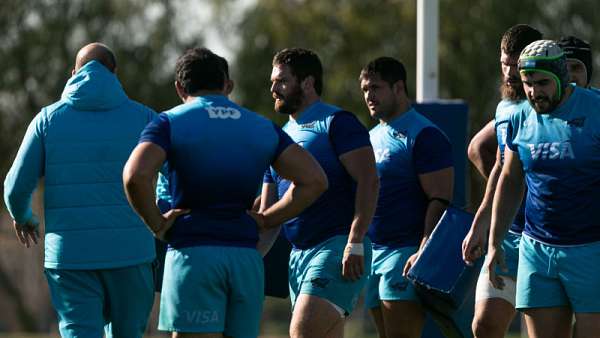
[274,85,304,115]
[500,76,526,101]
[529,94,561,114]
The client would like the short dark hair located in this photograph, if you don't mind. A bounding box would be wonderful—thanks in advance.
[273,48,323,95]
[216,53,230,80]
[359,57,408,95]
[501,24,543,56]
[175,47,227,94]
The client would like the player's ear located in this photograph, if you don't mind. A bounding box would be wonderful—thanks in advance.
[175,81,188,102]
[224,79,234,96]
[392,80,405,96]
[301,76,315,92]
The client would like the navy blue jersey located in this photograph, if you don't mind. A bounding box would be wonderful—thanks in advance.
[495,99,528,233]
[368,108,453,248]
[140,95,293,249]
[264,101,371,249]
[507,86,600,245]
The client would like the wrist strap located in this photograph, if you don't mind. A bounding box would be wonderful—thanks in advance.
[345,243,364,256]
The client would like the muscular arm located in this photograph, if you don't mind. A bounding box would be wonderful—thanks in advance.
[255,182,280,256]
[123,142,188,240]
[418,167,454,248]
[339,146,379,281]
[462,148,502,264]
[256,144,328,229]
[402,166,454,276]
[486,148,525,288]
[468,120,497,179]
[339,146,380,245]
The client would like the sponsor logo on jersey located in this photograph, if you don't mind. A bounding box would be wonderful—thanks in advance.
[207,106,241,119]
[528,141,575,160]
[299,121,317,129]
[374,148,390,163]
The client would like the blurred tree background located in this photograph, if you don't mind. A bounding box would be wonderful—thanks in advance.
[1,0,600,335]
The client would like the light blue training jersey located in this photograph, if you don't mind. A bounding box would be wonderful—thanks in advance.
[140,95,293,249]
[368,108,453,248]
[264,101,371,249]
[495,99,528,233]
[507,85,600,245]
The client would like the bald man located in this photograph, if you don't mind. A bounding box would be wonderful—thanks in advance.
[4,43,156,338]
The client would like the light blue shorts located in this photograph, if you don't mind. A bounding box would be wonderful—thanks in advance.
[516,235,600,312]
[365,246,419,309]
[44,263,154,338]
[477,231,520,280]
[498,231,521,279]
[159,246,264,338]
[289,235,371,316]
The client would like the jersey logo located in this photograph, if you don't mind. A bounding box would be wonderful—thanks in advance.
[392,130,407,139]
[207,106,241,119]
[374,148,391,163]
[390,280,409,291]
[528,141,575,160]
[299,121,317,129]
[184,310,219,324]
[310,277,330,289]
[567,117,585,128]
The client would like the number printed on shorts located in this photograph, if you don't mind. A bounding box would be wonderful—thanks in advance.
[207,106,241,119]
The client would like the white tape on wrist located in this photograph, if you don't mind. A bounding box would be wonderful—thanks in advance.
[345,243,364,256]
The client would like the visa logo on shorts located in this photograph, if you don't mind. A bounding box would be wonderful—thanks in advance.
[185,310,219,324]
[528,141,575,160]
[207,106,241,119]
[374,148,390,163]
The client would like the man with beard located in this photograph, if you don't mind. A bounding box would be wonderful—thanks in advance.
[360,57,454,338]
[124,47,328,338]
[462,24,542,338]
[486,39,600,338]
[262,47,379,338]
[557,36,599,93]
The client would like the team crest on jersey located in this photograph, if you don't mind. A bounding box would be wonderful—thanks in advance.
[310,277,330,289]
[207,106,241,119]
[392,130,407,139]
[374,148,391,163]
[528,141,575,160]
[567,117,585,128]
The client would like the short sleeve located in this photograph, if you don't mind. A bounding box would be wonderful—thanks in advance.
[272,123,295,162]
[506,120,518,152]
[329,111,371,156]
[263,168,275,183]
[413,127,453,174]
[139,113,171,153]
